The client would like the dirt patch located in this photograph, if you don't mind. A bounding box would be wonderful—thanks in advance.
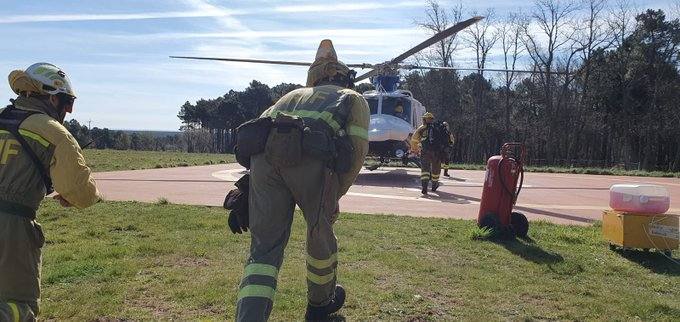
[124,297,177,319]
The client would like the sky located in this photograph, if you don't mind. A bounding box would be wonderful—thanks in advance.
[0,0,675,131]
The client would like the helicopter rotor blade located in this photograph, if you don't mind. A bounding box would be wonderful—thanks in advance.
[389,16,484,65]
[355,69,378,82]
[401,65,574,75]
[170,56,313,66]
[171,56,374,69]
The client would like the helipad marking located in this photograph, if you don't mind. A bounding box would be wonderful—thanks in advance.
[347,192,442,203]
[212,169,247,182]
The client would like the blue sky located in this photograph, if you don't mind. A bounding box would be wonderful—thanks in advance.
[0,0,674,130]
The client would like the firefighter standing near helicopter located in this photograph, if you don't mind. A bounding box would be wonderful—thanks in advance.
[410,112,452,195]
[0,63,100,320]
[228,40,369,321]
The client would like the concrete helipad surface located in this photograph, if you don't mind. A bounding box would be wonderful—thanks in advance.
[94,164,680,225]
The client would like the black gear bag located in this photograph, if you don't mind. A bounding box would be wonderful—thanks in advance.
[234,117,272,169]
[421,121,451,154]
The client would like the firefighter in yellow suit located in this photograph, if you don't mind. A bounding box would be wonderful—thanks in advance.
[235,40,369,321]
[0,63,101,321]
[410,112,445,195]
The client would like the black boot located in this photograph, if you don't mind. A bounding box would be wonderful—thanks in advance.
[305,285,346,321]
[432,181,440,192]
[421,181,428,195]
[443,169,450,177]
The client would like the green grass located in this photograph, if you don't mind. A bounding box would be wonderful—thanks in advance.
[82,149,234,172]
[37,200,679,321]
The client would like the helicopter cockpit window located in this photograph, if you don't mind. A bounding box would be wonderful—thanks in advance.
[382,97,411,123]
[367,98,379,115]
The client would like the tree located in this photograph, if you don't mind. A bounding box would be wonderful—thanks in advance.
[417,0,463,67]
[522,0,579,162]
[498,13,527,139]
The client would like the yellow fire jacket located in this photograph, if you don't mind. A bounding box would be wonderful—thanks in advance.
[0,96,100,214]
[261,85,370,197]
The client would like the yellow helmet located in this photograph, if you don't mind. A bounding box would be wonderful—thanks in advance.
[306,39,353,87]
[422,112,434,121]
[9,62,76,98]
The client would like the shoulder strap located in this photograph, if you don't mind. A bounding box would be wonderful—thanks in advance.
[0,105,54,194]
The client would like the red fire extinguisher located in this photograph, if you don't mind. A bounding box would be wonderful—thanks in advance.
[477,143,528,237]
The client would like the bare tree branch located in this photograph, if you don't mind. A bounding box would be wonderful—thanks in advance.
[417,0,463,67]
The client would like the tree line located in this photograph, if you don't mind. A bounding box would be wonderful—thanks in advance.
[405,0,680,171]
[63,119,185,151]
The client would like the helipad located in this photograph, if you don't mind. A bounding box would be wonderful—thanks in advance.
[94,164,680,225]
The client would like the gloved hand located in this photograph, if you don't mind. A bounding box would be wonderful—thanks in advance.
[224,174,250,234]
[228,205,249,234]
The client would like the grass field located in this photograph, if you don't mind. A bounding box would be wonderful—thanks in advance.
[82,149,234,172]
[37,200,679,321]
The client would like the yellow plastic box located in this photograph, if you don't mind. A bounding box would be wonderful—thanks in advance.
[602,210,679,254]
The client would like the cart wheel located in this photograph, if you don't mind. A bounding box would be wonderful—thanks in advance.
[479,212,499,232]
[510,212,529,238]
[609,244,617,251]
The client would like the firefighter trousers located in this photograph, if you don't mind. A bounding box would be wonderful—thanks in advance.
[0,301,36,322]
[235,153,340,322]
[0,212,42,320]
[420,151,442,187]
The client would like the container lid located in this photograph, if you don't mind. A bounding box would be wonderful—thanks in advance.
[610,184,669,197]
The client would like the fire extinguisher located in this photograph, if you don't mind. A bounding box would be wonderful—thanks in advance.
[477,143,528,237]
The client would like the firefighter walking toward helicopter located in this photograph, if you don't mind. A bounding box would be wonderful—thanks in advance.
[227,40,370,321]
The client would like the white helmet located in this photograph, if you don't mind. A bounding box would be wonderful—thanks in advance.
[10,62,76,98]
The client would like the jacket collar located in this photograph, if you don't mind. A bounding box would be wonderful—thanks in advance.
[11,96,61,120]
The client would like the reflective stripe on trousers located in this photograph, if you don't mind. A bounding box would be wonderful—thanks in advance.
[0,301,36,322]
[306,253,337,286]
[237,263,279,302]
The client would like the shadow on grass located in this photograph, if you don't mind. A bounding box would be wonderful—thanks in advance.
[473,232,564,265]
[615,249,680,276]
[494,238,564,265]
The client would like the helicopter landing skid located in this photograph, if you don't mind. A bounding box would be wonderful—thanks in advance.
[364,155,421,171]
[365,164,383,171]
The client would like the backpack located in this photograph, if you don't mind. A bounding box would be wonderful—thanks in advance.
[421,121,450,153]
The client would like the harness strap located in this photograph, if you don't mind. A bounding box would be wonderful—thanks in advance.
[0,105,54,195]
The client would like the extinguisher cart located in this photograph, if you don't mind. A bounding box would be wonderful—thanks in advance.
[477,143,529,237]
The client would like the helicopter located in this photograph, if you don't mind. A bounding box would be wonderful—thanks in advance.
[171,16,482,167]
[171,16,569,170]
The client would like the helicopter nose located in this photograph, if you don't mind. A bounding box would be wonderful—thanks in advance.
[368,115,412,142]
